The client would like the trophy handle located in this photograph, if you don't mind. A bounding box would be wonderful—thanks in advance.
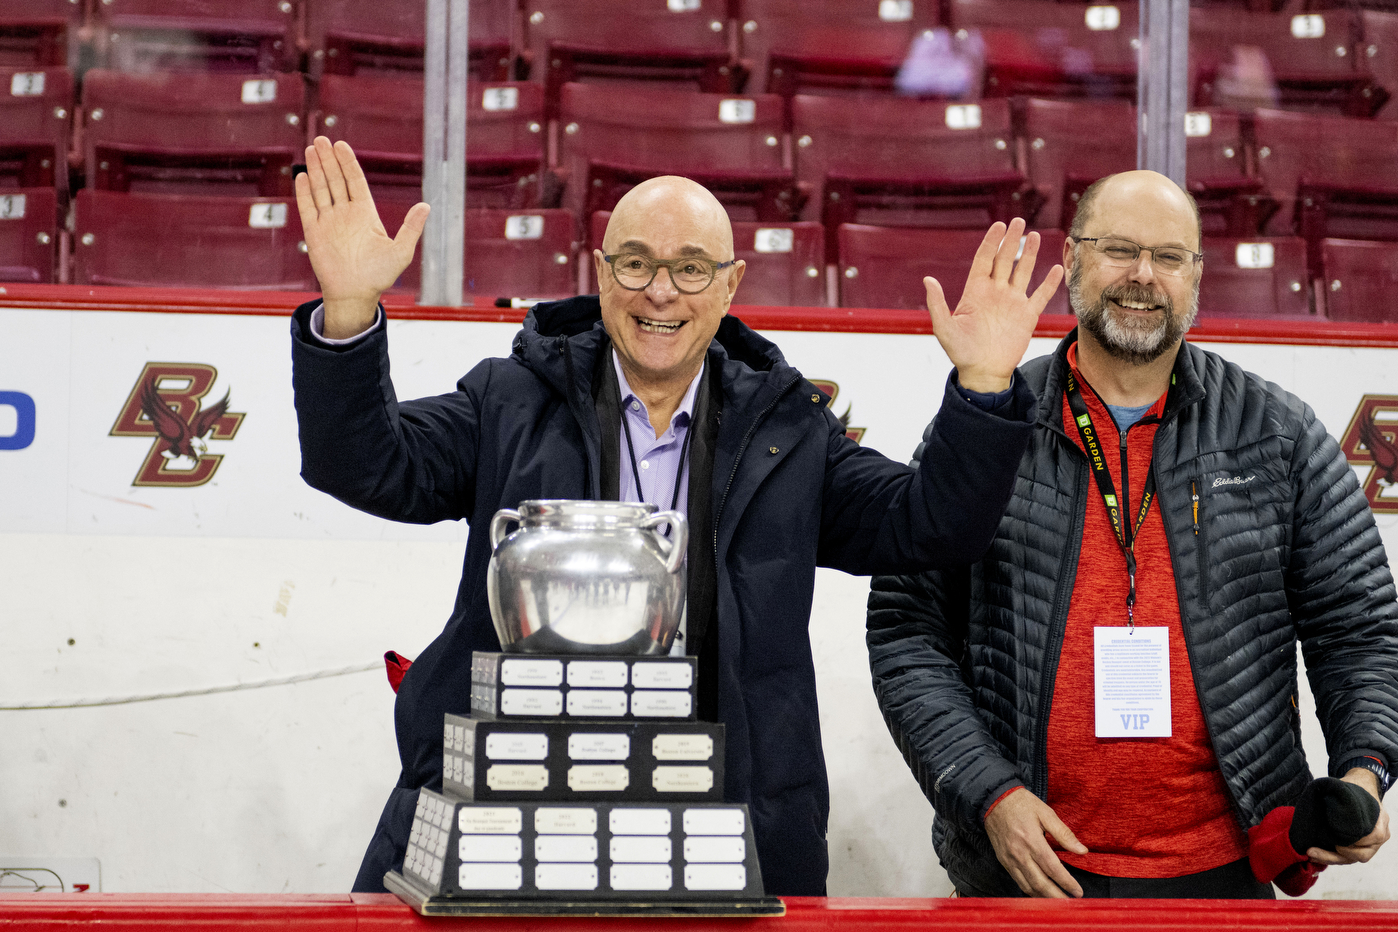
[489,508,522,552]
[642,510,688,575]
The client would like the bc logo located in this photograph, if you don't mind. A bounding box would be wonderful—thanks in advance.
[0,391,36,450]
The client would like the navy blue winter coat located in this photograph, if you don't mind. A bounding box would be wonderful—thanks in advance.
[290,294,1037,895]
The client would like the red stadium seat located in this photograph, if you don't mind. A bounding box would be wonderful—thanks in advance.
[304,0,513,80]
[792,95,1034,260]
[837,223,1068,314]
[0,66,73,197]
[1251,108,1398,271]
[737,0,939,97]
[314,76,547,207]
[557,82,794,232]
[375,202,579,300]
[92,0,299,73]
[1197,236,1312,318]
[1320,238,1398,322]
[589,210,827,306]
[950,0,1139,101]
[1359,11,1398,121]
[82,69,305,197]
[0,187,58,283]
[522,0,737,122]
[72,189,316,289]
[0,0,80,69]
[1191,8,1384,117]
[1021,97,1136,231]
[1184,108,1279,237]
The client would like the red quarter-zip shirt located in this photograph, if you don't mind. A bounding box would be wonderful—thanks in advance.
[1046,342,1246,878]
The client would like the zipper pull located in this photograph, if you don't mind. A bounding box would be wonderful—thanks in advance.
[1191,479,1200,536]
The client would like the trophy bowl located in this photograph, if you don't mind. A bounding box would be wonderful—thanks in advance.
[486,500,688,655]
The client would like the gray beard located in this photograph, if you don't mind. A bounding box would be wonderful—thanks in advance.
[1069,261,1198,365]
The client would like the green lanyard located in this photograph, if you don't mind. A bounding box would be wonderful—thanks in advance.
[1065,370,1157,629]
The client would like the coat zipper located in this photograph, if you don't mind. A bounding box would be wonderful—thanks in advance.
[712,373,800,559]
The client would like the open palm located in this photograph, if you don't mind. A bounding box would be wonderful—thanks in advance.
[295,135,430,338]
[926,218,1063,393]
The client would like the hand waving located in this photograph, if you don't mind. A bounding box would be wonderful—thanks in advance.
[926,218,1064,393]
[295,136,430,339]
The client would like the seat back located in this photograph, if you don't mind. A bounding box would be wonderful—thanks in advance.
[523,0,735,121]
[304,0,513,79]
[1021,97,1136,230]
[1197,236,1311,318]
[952,0,1139,100]
[315,76,546,206]
[377,202,579,300]
[0,66,72,195]
[558,82,791,230]
[0,187,58,283]
[737,0,938,96]
[838,223,1068,313]
[0,0,80,69]
[1321,237,1398,322]
[83,69,305,196]
[93,0,299,73]
[73,189,316,289]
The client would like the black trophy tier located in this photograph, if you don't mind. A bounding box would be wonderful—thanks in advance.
[385,651,784,917]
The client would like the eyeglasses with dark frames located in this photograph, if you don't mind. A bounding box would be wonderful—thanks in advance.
[603,253,737,295]
[1071,236,1203,276]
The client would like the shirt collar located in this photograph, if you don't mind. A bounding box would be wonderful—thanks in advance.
[612,349,704,431]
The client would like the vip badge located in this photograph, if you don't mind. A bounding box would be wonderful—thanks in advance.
[110,363,245,487]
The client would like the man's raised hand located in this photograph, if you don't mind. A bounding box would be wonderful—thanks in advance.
[295,136,430,339]
[926,218,1064,393]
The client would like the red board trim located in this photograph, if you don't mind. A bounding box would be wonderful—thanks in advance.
[3,284,1398,348]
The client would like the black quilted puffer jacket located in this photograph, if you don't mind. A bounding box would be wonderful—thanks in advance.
[867,331,1398,897]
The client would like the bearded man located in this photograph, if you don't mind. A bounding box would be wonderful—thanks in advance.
[866,170,1398,898]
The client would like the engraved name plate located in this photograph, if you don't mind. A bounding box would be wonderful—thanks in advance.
[500,688,563,716]
[682,808,745,835]
[535,807,598,834]
[566,660,628,687]
[631,662,693,689]
[535,863,599,891]
[485,733,548,760]
[652,733,713,761]
[684,864,747,891]
[567,765,630,792]
[486,764,549,791]
[610,863,672,891]
[534,834,599,862]
[611,808,671,835]
[566,690,628,717]
[458,834,522,862]
[500,658,563,686]
[568,733,630,760]
[631,691,693,717]
[459,807,523,834]
[458,863,523,890]
[683,836,746,862]
[653,765,714,793]
[610,835,672,863]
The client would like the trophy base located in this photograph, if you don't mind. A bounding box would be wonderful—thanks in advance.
[385,870,786,918]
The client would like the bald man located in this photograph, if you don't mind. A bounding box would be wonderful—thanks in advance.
[867,170,1398,899]
[290,137,1062,895]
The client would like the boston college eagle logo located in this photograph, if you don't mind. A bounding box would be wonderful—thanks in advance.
[110,363,245,487]
[1339,395,1398,515]
[808,379,866,444]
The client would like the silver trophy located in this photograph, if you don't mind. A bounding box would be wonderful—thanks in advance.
[486,500,687,655]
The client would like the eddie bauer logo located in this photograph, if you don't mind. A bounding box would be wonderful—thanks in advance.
[808,380,865,443]
[1339,394,1398,515]
[109,363,245,487]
